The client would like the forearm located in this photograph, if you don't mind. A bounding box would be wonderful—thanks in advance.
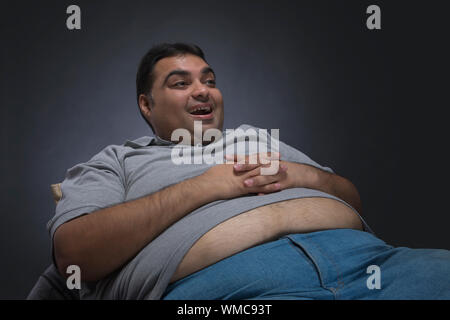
[288,162,363,214]
[54,175,218,282]
[317,170,363,214]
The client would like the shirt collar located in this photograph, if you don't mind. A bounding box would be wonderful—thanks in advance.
[124,124,253,148]
[124,136,154,148]
[124,135,178,148]
[151,135,176,146]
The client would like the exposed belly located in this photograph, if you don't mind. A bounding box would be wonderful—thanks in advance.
[169,197,363,283]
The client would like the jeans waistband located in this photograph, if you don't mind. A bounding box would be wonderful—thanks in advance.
[282,229,389,292]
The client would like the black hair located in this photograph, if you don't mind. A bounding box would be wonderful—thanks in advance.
[136,43,207,132]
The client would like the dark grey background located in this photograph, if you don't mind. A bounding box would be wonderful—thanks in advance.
[2,0,449,299]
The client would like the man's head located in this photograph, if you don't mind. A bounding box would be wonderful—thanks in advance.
[136,43,224,144]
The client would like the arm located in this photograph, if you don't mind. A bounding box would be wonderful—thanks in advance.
[286,162,363,214]
[54,162,287,282]
[228,153,363,214]
[54,175,219,282]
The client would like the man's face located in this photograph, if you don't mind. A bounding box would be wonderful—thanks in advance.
[142,54,224,144]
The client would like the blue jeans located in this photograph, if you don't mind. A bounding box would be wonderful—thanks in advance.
[161,229,450,300]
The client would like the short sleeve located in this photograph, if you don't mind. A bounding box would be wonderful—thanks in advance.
[46,146,126,248]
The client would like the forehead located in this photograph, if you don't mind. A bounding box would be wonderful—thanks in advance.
[153,54,210,80]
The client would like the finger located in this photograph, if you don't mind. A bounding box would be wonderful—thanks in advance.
[227,154,261,172]
[233,162,261,172]
[244,173,278,187]
[224,154,239,164]
[260,160,280,176]
[244,163,285,179]
[259,151,280,162]
[257,182,282,194]
[260,160,289,176]
[234,154,276,172]
[243,165,288,187]
[224,154,252,165]
[225,152,280,165]
[237,162,283,178]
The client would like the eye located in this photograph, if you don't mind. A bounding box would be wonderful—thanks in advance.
[174,81,187,87]
[206,79,216,86]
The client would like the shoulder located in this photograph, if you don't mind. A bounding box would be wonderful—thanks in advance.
[89,136,154,162]
[63,136,155,174]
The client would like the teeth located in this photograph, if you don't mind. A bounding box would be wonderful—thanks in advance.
[190,106,212,113]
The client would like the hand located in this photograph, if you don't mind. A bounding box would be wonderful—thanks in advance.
[222,152,295,196]
[199,155,289,200]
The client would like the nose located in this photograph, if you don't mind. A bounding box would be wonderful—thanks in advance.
[191,80,210,101]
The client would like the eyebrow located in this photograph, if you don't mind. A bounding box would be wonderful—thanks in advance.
[162,66,216,87]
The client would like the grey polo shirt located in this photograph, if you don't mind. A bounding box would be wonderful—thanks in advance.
[47,124,373,299]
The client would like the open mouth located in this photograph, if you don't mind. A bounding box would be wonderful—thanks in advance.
[188,104,214,119]
[188,104,213,115]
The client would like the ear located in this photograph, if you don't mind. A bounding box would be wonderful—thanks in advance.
[138,94,153,119]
